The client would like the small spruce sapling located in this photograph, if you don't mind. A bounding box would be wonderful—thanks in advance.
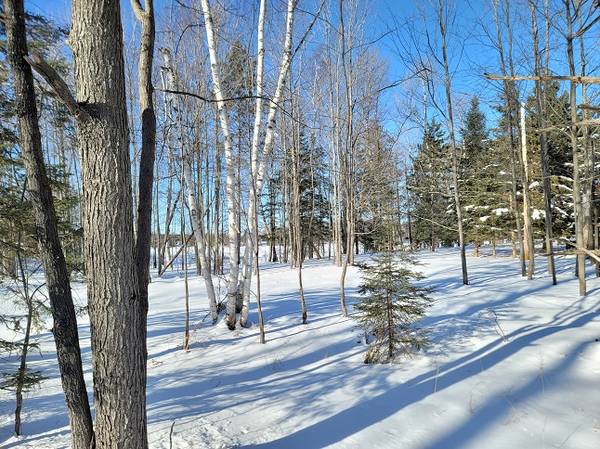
[355,251,432,363]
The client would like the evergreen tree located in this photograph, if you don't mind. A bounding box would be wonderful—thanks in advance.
[460,96,488,164]
[298,132,329,258]
[353,123,400,252]
[355,251,432,364]
[459,97,513,250]
[525,80,573,237]
[408,120,453,249]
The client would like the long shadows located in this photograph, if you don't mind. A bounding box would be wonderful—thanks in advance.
[3,251,598,448]
[244,296,599,448]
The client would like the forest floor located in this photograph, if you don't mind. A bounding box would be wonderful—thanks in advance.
[1,247,599,448]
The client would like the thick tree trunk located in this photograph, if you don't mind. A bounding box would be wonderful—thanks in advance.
[577,11,594,252]
[4,1,94,446]
[71,0,147,446]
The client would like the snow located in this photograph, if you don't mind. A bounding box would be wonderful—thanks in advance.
[491,208,509,216]
[532,209,546,220]
[1,248,599,449]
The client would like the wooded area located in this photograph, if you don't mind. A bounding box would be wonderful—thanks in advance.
[1,0,599,448]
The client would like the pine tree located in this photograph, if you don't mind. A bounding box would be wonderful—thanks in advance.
[298,132,329,258]
[356,123,401,253]
[460,96,489,249]
[408,120,453,249]
[525,80,573,237]
[460,96,488,164]
[355,251,432,364]
[459,98,515,251]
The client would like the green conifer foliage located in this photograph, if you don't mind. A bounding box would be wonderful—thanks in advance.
[408,120,454,249]
[355,251,432,364]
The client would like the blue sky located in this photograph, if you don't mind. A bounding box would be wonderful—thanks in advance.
[26,0,600,150]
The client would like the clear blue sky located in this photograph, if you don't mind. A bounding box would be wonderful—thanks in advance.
[26,0,600,150]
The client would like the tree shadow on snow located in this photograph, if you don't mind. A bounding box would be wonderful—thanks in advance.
[242,295,599,448]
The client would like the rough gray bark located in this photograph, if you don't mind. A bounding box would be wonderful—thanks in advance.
[4,0,94,446]
[576,2,594,253]
[71,0,148,446]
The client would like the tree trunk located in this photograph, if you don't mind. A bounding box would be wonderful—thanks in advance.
[240,0,297,327]
[438,0,468,285]
[576,3,594,253]
[291,97,308,323]
[200,0,240,329]
[14,252,32,437]
[160,48,218,322]
[493,0,526,277]
[131,0,157,320]
[4,1,94,446]
[181,194,190,351]
[565,0,586,295]
[214,116,222,274]
[519,102,535,280]
[71,0,147,445]
[338,0,357,309]
[529,0,556,284]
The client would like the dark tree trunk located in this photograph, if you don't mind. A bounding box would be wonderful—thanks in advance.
[131,0,156,322]
[3,1,94,447]
[14,252,32,437]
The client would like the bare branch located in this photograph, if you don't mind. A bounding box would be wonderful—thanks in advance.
[25,52,90,122]
[292,0,325,57]
[130,0,145,21]
[484,73,600,83]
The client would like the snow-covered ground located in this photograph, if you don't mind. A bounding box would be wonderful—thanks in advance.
[1,248,599,448]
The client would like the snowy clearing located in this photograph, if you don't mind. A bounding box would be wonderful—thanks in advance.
[1,248,599,449]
